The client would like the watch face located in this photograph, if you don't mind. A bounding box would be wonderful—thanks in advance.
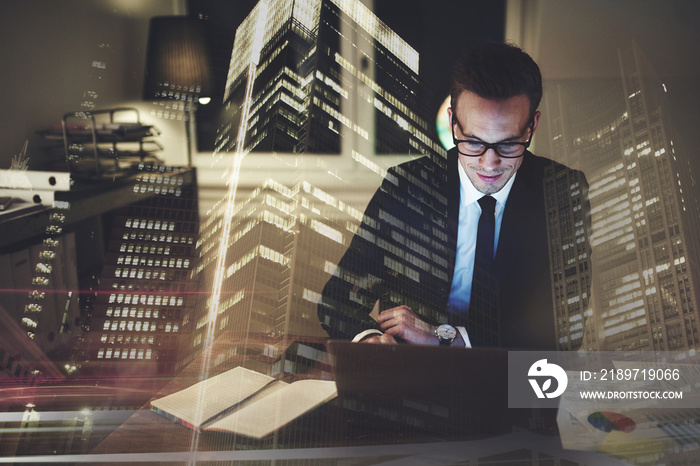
[437,324,457,340]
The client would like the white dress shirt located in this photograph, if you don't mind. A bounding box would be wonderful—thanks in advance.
[446,162,516,313]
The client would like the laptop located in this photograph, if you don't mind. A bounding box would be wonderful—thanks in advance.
[328,340,508,398]
[326,341,520,436]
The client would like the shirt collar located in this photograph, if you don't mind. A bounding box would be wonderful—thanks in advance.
[457,160,517,207]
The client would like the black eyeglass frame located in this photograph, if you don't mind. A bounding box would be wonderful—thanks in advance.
[451,117,535,159]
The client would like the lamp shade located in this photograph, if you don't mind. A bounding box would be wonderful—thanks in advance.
[143,16,213,100]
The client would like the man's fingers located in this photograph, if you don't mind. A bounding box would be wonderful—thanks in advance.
[379,316,398,330]
[383,325,403,337]
[377,305,412,323]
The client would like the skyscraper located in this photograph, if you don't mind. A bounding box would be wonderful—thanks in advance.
[186,0,450,372]
[543,163,594,351]
[217,0,441,157]
[84,166,199,376]
[544,42,700,351]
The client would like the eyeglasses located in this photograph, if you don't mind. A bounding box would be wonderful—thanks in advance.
[452,117,534,159]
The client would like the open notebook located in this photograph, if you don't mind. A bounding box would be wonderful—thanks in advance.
[150,366,337,439]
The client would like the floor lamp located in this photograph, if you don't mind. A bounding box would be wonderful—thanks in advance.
[143,16,213,166]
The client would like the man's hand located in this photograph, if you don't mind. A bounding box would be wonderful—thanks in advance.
[377,305,437,345]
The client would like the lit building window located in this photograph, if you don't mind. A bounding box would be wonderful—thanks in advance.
[22,317,38,329]
[303,288,322,303]
[25,304,42,313]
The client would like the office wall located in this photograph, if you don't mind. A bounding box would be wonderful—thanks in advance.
[508,0,700,177]
[0,0,186,170]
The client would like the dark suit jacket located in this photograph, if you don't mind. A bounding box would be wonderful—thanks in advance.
[318,148,590,350]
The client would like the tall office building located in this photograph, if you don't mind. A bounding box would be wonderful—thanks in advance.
[217,0,442,157]
[185,0,453,370]
[0,228,80,372]
[543,164,594,351]
[186,178,364,370]
[83,166,200,376]
[544,43,700,351]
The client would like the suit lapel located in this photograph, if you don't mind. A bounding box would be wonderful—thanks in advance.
[494,151,539,280]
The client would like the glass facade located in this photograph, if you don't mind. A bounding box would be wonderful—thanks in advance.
[219,0,435,156]
[543,43,700,353]
[1,1,700,464]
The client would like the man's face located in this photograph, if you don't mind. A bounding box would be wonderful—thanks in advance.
[448,91,540,195]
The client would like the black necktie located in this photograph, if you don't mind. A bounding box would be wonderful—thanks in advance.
[470,196,496,310]
[468,195,499,346]
[474,196,496,273]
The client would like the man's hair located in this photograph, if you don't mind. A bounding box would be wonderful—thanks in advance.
[450,41,542,119]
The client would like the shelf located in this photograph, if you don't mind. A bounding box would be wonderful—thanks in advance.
[40,108,163,178]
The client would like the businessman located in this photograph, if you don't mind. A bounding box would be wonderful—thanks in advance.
[318,41,591,350]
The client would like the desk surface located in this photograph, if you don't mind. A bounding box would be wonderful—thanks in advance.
[0,333,630,465]
[88,334,546,457]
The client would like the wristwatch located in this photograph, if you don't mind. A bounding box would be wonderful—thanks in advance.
[435,324,457,346]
